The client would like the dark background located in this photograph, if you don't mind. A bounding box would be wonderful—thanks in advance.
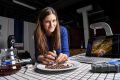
[0,0,120,49]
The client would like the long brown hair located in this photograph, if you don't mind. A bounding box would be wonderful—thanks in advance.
[35,7,61,55]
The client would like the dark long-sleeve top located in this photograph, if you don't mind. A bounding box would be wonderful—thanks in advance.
[34,26,70,62]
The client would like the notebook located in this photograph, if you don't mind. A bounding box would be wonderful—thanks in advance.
[70,34,120,63]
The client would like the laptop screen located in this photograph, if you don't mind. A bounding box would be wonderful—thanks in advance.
[86,34,120,58]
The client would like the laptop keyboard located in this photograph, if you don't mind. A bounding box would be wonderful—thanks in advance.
[70,54,120,64]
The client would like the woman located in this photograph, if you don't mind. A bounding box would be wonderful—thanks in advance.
[34,7,70,65]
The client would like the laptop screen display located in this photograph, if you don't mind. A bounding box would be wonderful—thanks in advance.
[91,37,112,57]
[86,35,120,58]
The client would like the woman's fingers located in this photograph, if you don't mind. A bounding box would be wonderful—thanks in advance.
[45,54,56,60]
[56,53,63,62]
[38,55,44,61]
[56,53,68,63]
[45,58,55,63]
[38,54,54,64]
[38,55,48,64]
[48,51,57,57]
[42,60,48,65]
[45,51,57,60]
[38,52,68,65]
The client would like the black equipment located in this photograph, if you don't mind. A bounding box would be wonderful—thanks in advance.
[7,35,16,48]
[91,60,120,72]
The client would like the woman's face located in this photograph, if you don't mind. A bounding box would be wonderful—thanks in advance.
[42,13,57,35]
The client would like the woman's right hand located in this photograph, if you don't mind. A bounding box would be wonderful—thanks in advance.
[38,51,57,65]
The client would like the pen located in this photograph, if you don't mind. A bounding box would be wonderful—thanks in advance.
[48,50,57,65]
[53,50,56,54]
[24,66,28,74]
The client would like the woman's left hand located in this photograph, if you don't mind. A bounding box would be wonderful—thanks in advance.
[56,53,68,63]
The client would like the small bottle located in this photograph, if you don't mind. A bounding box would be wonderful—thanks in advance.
[10,46,16,65]
[0,47,21,76]
[2,47,15,65]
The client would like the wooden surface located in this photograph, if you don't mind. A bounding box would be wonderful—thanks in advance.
[70,48,85,56]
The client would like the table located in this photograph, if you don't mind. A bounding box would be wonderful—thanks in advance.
[70,48,85,56]
[0,55,120,80]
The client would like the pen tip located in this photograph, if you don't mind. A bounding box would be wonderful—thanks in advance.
[53,50,56,53]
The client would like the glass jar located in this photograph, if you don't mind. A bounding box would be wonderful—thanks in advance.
[0,48,21,76]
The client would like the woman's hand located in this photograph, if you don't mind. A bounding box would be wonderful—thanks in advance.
[56,53,68,63]
[38,51,57,65]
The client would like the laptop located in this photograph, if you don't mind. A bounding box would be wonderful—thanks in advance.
[70,34,120,63]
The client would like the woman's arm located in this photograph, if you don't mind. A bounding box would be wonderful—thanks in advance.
[60,26,70,56]
[34,33,57,64]
[56,26,70,63]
